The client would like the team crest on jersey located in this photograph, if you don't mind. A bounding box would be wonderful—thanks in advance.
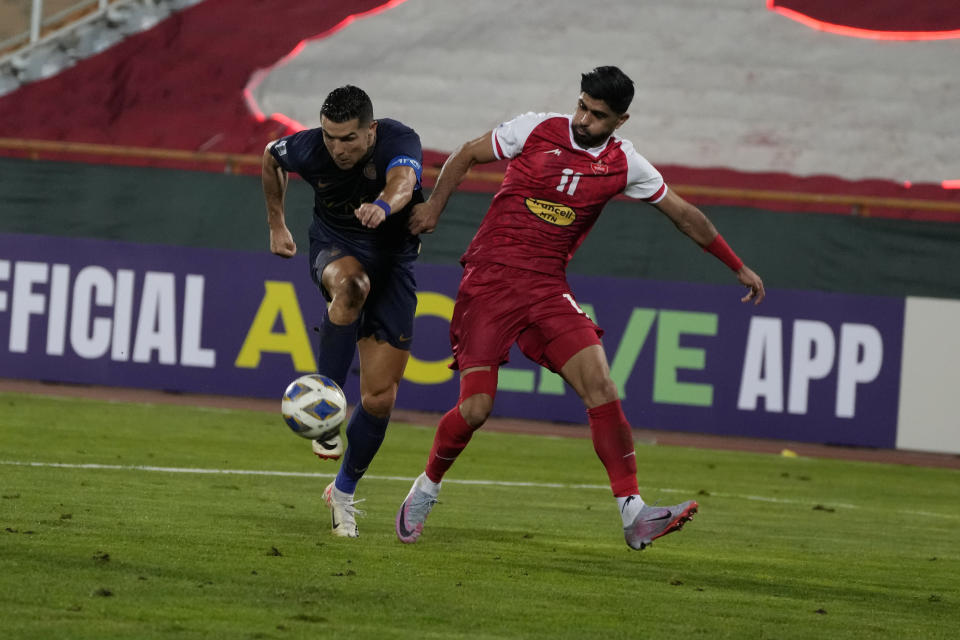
[525,198,576,226]
[363,162,377,180]
[591,161,608,175]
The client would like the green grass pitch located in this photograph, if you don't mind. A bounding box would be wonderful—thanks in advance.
[1,391,958,639]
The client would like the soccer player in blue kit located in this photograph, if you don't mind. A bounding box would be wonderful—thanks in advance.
[262,85,424,538]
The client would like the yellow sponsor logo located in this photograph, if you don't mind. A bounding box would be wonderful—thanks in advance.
[525,198,576,226]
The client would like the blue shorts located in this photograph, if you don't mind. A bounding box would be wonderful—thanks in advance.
[308,222,420,351]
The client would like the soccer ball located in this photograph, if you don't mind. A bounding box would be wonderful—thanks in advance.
[280,374,347,440]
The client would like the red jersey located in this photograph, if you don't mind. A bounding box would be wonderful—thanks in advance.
[461,112,667,275]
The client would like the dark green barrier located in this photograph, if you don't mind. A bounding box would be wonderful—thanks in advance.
[2,157,958,298]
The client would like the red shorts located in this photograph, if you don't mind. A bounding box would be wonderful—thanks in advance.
[449,262,603,372]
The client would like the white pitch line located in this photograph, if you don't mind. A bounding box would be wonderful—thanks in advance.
[708,491,859,510]
[1,460,956,520]
[1,460,335,478]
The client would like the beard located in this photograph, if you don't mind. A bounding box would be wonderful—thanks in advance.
[571,126,607,149]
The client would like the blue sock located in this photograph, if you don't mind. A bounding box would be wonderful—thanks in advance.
[317,313,358,388]
[335,405,389,494]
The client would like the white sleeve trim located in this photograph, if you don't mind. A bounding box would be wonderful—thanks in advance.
[490,128,503,160]
[620,138,666,202]
[492,112,558,159]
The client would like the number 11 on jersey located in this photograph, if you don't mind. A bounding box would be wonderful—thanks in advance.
[557,168,582,196]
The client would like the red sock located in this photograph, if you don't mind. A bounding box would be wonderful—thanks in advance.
[425,406,477,483]
[587,400,639,497]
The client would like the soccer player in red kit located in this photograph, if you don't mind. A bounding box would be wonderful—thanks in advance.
[396,66,765,550]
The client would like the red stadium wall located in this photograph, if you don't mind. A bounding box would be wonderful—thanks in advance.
[769,0,960,40]
[1,0,958,221]
[0,0,403,154]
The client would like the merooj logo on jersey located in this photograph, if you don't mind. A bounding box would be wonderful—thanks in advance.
[524,198,576,226]
[591,161,607,175]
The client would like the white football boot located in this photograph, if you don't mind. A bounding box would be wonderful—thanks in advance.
[624,500,698,550]
[322,481,364,538]
[395,473,440,543]
[312,432,344,460]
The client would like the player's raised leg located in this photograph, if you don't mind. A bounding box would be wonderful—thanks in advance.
[396,366,497,543]
[311,254,369,460]
[558,341,698,550]
[317,254,368,385]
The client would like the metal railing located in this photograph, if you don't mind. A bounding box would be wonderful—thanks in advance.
[0,137,261,174]
[0,0,111,55]
[1,137,958,220]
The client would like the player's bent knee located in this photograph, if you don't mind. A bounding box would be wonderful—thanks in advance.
[325,266,370,311]
[459,394,493,428]
[582,376,619,408]
[336,274,370,309]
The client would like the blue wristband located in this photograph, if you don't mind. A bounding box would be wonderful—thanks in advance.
[373,198,392,217]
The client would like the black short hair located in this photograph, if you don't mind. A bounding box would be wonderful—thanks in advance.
[580,66,634,114]
[320,85,374,125]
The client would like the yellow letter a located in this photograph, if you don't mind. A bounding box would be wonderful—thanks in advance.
[235,281,317,372]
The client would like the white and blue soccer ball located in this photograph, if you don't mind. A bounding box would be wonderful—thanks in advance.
[281,374,347,440]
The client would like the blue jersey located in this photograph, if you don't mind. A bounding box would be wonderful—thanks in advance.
[270,118,424,256]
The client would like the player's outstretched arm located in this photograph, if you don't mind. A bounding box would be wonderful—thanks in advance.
[355,165,419,229]
[409,132,498,235]
[262,141,296,258]
[653,188,765,305]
